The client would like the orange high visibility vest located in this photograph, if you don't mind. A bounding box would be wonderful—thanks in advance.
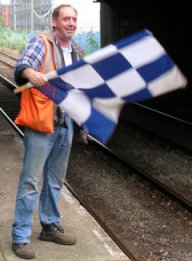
[15,35,56,133]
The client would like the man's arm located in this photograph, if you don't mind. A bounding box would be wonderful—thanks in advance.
[14,37,46,86]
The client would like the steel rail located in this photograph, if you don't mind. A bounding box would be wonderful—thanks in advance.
[133,102,192,126]
[87,135,192,211]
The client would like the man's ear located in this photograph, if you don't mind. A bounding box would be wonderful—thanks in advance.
[51,17,57,28]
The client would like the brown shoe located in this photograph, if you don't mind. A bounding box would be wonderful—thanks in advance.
[12,243,35,259]
[39,223,76,245]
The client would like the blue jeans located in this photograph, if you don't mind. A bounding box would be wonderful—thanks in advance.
[12,117,73,244]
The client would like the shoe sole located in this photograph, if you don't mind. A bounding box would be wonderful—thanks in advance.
[39,234,76,245]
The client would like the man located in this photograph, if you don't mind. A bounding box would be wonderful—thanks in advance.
[12,4,85,259]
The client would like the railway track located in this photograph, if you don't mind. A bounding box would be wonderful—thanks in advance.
[1,58,192,260]
[0,50,17,68]
[1,73,192,209]
[120,102,192,153]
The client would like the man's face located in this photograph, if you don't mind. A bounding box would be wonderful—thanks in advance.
[52,6,77,42]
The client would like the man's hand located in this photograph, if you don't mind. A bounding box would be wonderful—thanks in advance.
[22,68,48,87]
[80,129,89,144]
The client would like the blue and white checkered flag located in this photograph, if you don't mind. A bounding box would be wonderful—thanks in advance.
[36,29,188,144]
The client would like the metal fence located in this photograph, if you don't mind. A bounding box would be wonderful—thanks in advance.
[10,0,52,32]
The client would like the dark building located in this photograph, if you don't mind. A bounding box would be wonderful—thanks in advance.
[94,1,192,119]
[96,1,191,85]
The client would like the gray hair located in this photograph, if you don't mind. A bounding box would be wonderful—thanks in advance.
[52,4,77,19]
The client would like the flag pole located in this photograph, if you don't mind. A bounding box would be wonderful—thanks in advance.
[13,71,58,94]
[14,82,33,94]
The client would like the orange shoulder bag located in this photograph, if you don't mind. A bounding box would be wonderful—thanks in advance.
[15,87,54,133]
[14,35,55,133]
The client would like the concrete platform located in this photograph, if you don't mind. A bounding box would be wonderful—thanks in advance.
[0,112,130,261]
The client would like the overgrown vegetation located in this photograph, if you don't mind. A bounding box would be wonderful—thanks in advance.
[0,29,28,53]
[0,19,100,54]
[0,18,28,52]
[86,31,99,53]
[74,31,100,54]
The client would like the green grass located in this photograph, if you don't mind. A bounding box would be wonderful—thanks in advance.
[0,28,28,53]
